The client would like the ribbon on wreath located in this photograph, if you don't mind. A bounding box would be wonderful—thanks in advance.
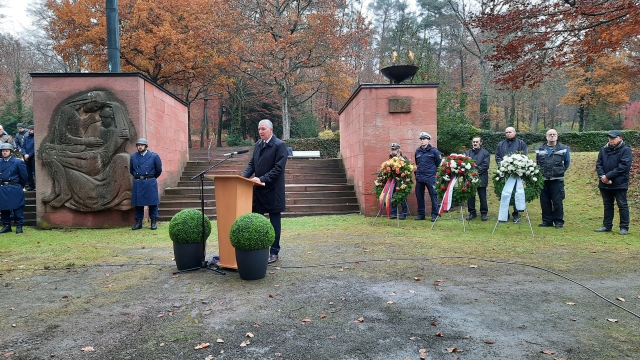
[439,176,458,215]
[379,178,395,218]
[498,175,526,221]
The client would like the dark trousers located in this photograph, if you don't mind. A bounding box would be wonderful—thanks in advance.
[467,186,488,216]
[540,180,565,226]
[415,180,438,217]
[390,201,408,216]
[265,212,281,255]
[1,207,24,226]
[134,205,159,220]
[25,158,35,189]
[600,188,629,230]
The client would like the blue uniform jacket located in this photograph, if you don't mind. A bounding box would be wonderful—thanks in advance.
[129,151,162,206]
[0,156,27,210]
[414,145,441,183]
[23,133,35,158]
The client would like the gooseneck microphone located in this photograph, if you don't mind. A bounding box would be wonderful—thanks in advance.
[223,149,249,156]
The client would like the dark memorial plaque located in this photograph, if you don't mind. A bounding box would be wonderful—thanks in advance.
[388,97,412,113]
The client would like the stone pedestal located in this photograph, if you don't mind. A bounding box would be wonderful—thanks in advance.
[31,73,189,228]
[338,84,438,216]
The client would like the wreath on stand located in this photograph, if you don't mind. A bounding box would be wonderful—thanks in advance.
[374,157,415,213]
[492,153,544,203]
[435,154,480,209]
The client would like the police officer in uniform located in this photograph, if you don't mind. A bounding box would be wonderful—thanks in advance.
[129,138,162,230]
[0,143,28,234]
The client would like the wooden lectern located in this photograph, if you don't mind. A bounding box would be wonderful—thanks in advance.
[205,175,263,269]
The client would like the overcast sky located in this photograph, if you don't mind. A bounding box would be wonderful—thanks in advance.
[0,0,35,35]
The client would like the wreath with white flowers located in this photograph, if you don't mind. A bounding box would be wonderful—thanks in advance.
[435,154,481,207]
[374,157,415,206]
[492,153,544,203]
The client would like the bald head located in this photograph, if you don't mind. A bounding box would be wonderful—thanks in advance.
[505,127,516,140]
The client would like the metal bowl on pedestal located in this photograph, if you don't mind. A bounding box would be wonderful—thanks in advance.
[380,65,419,84]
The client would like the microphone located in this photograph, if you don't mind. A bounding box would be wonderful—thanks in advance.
[223,149,249,156]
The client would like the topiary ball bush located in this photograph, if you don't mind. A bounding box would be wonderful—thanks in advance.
[169,209,212,244]
[229,213,275,251]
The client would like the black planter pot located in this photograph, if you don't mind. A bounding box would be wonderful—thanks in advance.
[235,248,269,280]
[173,242,204,270]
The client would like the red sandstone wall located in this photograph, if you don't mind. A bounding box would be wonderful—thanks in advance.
[339,84,438,217]
[31,73,188,228]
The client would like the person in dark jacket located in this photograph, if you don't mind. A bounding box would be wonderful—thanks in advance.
[389,142,409,220]
[0,143,28,234]
[535,129,570,229]
[130,138,162,230]
[495,126,528,223]
[13,123,26,155]
[242,119,288,264]
[465,136,490,221]
[595,130,632,235]
[414,131,441,222]
[22,125,36,191]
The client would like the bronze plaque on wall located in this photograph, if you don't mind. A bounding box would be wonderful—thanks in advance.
[388,97,411,113]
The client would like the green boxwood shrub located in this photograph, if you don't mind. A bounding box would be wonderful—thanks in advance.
[229,213,275,251]
[285,137,339,159]
[169,209,212,243]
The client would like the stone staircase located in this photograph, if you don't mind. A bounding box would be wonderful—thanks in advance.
[22,147,360,226]
[158,146,360,221]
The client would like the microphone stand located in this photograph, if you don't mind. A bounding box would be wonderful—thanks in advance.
[172,154,239,275]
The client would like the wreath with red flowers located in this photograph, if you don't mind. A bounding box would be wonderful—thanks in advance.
[435,154,481,207]
[373,157,415,206]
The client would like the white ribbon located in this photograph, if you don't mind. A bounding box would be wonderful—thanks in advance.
[498,175,526,221]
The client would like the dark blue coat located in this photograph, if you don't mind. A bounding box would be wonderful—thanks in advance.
[495,137,528,164]
[13,130,27,152]
[23,133,35,158]
[129,151,162,206]
[0,156,27,210]
[414,145,441,183]
[242,136,288,213]
[596,141,632,190]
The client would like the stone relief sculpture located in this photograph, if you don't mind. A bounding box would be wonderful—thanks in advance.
[40,90,137,211]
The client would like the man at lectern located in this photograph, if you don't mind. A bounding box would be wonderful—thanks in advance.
[242,119,288,264]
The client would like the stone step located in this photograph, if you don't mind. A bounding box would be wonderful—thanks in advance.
[163,184,357,196]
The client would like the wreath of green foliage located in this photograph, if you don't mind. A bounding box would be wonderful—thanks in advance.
[492,153,544,204]
[373,156,415,206]
[435,154,481,207]
[229,213,275,251]
[169,208,212,243]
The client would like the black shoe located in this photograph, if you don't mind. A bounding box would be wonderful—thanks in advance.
[619,229,628,235]
[131,220,143,230]
[555,224,564,229]
[15,226,23,234]
[594,227,611,232]
[389,214,398,219]
[150,219,157,230]
[399,215,406,220]
[268,254,279,264]
[512,213,520,223]
[431,216,438,222]
[414,216,425,221]
[538,223,554,227]
[0,225,11,234]
[467,214,477,221]
[481,214,488,221]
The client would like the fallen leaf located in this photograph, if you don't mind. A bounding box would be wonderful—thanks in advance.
[302,318,312,323]
[431,321,437,327]
[409,336,417,340]
[565,302,575,305]
[387,301,394,304]
[338,268,344,272]
[419,348,427,359]
[320,314,327,319]
[253,322,261,327]
[572,318,577,321]
[194,343,210,350]
[408,290,416,294]
[446,347,461,353]
[240,340,250,347]
[205,356,214,360]
[542,349,555,355]
[435,279,444,283]
[469,265,478,268]
[81,346,95,352]
[269,294,274,298]
[435,332,443,337]
[390,292,396,296]
[2,352,15,358]
[485,340,494,344]
[275,353,282,357]
[275,267,280,270]
[617,297,625,302]
[329,302,334,305]
[62,295,68,299]
[269,271,275,274]
[104,273,109,277]
[355,261,360,265]
[364,249,370,252]
[553,358,566,360]
[414,277,421,281]
[246,332,254,338]
[104,284,113,288]
[216,339,224,343]
[171,274,179,278]
[328,335,336,339]
[11,324,16,328]
[354,316,364,323]
[159,343,164,347]
[607,318,618,322]
[157,313,164,318]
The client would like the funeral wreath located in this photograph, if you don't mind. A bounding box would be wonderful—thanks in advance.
[492,153,544,203]
[435,154,480,207]
[373,157,415,206]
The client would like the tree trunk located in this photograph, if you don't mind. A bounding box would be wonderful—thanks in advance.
[187,105,192,148]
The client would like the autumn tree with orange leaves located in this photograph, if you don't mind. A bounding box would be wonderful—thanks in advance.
[473,0,640,90]
[231,0,371,140]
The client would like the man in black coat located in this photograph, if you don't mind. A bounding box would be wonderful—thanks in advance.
[595,130,632,235]
[465,136,490,221]
[495,126,528,223]
[242,119,288,264]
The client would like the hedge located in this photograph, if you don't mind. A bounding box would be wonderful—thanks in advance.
[285,138,340,159]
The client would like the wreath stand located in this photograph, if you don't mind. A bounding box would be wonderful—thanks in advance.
[491,207,535,238]
[371,203,412,227]
[431,202,468,232]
